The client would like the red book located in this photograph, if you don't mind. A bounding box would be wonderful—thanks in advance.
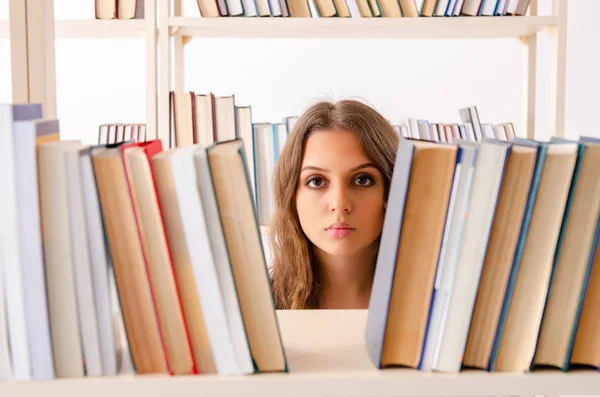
[120,140,197,375]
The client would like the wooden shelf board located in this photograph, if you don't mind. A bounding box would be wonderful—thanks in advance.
[1,310,599,397]
[170,16,558,40]
[55,20,146,39]
[0,19,146,39]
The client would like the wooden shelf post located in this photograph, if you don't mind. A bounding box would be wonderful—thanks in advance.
[550,0,568,138]
[9,0,58,119]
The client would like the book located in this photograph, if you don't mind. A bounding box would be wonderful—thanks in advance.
[92,144,169,374]
[37,140,87,378]
[424,139,510,373]
[121,140,197,375]
[493,140,578,372]
[0,103,43,381]
[534,138,600,370]
[463,142,538,370]
[420,142,477,372]
[366,137,457,369]
[206,138,288,373]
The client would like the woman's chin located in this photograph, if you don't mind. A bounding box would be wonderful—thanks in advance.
[319,241,367,257]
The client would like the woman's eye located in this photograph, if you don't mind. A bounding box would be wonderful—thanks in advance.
[355,174,374,187]
[306,176,325,188]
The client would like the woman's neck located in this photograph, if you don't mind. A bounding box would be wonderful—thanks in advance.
[315,242,378,310]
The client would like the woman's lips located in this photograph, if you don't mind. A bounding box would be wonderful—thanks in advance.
[326,227,355,238]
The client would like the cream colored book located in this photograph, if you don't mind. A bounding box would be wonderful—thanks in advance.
[37,140,85,379]
[534,139,600,369]
[207,138,287,373]
[92,146,168,374]
[463,144,538,370]
[494,142,578,372]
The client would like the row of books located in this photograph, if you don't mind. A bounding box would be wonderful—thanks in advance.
[0,103,286,381]
[394,118,517,142]
[366,134,600,373]
[171,93,519,226]
[169,91,298,225]
[195,0,530,18]
[95,0,145,19]
[98,123,147,144]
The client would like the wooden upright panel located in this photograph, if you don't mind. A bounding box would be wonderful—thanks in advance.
[9,0,29,103]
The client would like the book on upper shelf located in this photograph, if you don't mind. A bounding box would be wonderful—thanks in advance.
[95,0,145,19]
[190,0,531,17]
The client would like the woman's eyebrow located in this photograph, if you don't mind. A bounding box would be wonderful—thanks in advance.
[350,162,377,172]
[300,163,377,173]
[301,165,328,172]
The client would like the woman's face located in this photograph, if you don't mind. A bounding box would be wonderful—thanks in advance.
[295,129,385,257]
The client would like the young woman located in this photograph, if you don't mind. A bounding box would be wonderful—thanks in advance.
[269,99,399,310]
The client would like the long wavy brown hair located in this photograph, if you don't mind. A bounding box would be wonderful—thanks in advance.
[270,99,400,310]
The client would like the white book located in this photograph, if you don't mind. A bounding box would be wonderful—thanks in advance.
[13,120,57,381]
[407,118,420,140]
[445,0,458,14]
[0,111,29,381]
[225,0,244,15]
[494,125,508,141]
[275,123,288,158]
[253,124,276,225]
[0,253,8,380]
[453,0,465,14]
[255,0,272,15]
[79,149,118,376]
[241,0,259,15]
[433,140,509,372]
[193,148,255,375]
[37,140,85,378]
[505,0,518,14]
[345,0,361,16]
[168,148,244,375]
[414,0,424,13]
[479,0,497,15]
[420,144,478,372]
[481,124,496,139]
[0,226,9,380]
[308,0,321,16]
[0,104,43,381]
[216,0,229,15]
[433,0,450,15]
[285,116,299,132]
[65,147,103,377]
[268,0,283,15]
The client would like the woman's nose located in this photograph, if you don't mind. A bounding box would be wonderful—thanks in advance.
[327,184,352,214]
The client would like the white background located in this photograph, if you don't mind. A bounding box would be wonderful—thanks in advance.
[0,0,598,143]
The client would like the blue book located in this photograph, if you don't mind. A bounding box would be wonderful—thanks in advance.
[365,137,416,369]
[488,138,548,371]
[566,136,600,370]
[365,138,458,369]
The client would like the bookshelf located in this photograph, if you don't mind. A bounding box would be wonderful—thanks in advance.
[0,19,146,38]
[158,0,568,146]
[2,310,600,397]
[169,15,558,39]
[4,0,593,395]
